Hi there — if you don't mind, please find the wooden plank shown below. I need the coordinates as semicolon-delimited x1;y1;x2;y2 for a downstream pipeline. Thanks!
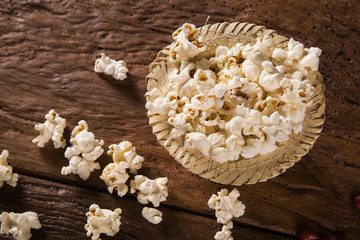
0;174;295;240
0;0;359;239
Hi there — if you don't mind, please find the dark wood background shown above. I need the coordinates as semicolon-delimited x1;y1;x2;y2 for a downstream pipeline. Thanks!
0;0;359;239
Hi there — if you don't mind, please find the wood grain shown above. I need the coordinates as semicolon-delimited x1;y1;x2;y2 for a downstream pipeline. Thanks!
0;174;294;240
0;0;359;239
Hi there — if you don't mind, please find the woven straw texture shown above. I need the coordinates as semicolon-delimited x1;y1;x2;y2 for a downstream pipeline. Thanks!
145;22;326;186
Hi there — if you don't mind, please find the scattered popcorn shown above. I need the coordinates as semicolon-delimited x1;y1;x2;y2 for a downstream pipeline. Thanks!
100;162;129;197
130;175;168;207
208;188;245;225
0;150;18;188
145;25;320;162
107;141;144;174
94;53;128;81
32;109;66;149
0;211;41;240
214;225;233;240
85;204;122;240
61;120;104;180
141;207;163;224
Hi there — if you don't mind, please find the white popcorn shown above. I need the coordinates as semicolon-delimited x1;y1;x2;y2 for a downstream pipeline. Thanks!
85;204;122;240
168;112;194;138
100;162;129;197
32;109;66;149
0;211;41;240
107;141;144;174
200;110;221;126
299;47;322;71
272;38;322;72
169;23;206;62
184;132;211;156
94;53;128;81
130;175;168;207
242;59;260;82
0;150;18;188
214;225;233;240
146;31;320;162
145;88;170;115
258;61;283;92
61;120;104;180
169;60;196;94
208;188;245;225
141;207;163;225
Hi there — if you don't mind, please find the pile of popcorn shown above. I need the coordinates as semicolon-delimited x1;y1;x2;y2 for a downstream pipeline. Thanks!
146;23;321;163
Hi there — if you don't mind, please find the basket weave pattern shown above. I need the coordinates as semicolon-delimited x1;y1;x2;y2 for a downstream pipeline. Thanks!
146;22;326;185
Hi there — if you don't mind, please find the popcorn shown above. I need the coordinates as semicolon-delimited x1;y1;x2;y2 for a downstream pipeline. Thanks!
100;162;129;197
85;204;122;240
61;120;104;180
168;112;194;138
145;29;320;162
258;61;283;92
130;175;168;207
94;53;128;81
242;59;260;82
214;225;233;240
184;132;211;157
32;109;66;149
200;110;221;126
272;38;322;73
141;207;163;224
299;47;322;71
107;141;144;174
0;211;41;240
169;60;196;94
169;23;206;62
0;150;18;188
145;88;170;115
208;188;245;225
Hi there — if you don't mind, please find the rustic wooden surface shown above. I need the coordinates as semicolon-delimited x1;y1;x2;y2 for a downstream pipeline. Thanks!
0;0;359;239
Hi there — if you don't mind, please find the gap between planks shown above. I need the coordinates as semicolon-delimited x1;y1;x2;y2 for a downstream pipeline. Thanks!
11;170;297;239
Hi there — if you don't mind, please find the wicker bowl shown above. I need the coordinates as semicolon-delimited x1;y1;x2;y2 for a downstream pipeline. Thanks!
145;22;325;185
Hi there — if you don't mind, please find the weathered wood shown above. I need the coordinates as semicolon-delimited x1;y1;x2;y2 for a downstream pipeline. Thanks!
0;174;295;240
0;0;359;239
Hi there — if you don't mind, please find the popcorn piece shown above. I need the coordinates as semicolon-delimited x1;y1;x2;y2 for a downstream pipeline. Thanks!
145;88;171;115
32;109;66;148
107;141;144;174
169;60;196;94
0;150;18;188
94;53;128;81
208;188;245;225
299;47;322;71
100;162;129;197
242;59;260;82
61;120;104;180
169;23;206;62
168;112;194;138
0;211;41;240
141;207;163;224
85;204;122;240
130;175;168;207
214;225;233;240
184;132;211;156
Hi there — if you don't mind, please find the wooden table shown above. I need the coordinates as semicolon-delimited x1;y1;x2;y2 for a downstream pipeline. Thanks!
0;0;359;239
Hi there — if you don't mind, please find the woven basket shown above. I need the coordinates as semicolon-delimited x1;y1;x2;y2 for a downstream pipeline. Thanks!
145;22;326;185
